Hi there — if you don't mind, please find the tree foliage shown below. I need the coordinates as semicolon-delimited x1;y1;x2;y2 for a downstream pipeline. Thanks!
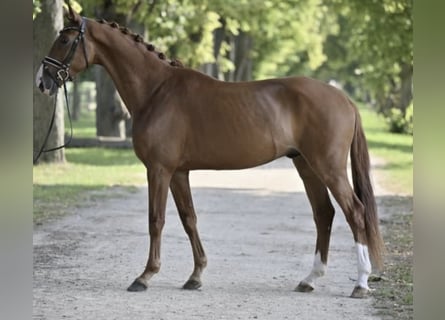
315;0;413;129
76;0;332;77
33;0;42;19
35;0;413;133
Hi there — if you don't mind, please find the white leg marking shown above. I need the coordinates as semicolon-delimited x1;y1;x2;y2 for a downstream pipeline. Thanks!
302;252;326;287
355;243;371;289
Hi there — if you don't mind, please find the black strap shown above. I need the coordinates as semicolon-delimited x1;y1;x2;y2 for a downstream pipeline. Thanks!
60;18;87;69
33;82;73;164
42;17;89;84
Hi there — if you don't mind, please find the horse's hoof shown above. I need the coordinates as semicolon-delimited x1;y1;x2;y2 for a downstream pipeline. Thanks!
127;279;147;292
183;279;202;290
295;281;314;293
350;286;369;298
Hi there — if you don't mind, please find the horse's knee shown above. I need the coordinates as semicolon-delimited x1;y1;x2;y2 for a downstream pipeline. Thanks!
180;213;197;234
149;216;165;236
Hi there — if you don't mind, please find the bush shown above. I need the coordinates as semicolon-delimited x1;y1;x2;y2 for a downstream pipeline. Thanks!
384;102;413;135
385;108;406;133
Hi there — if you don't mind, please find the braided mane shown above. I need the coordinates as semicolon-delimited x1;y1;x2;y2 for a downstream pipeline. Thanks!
96;18;184;68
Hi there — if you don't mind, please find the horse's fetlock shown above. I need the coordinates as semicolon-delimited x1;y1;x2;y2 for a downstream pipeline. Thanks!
199;257;208;268
148;262;161;274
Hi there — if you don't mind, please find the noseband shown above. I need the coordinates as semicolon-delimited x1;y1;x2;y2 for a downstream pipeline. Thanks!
42;17;89;85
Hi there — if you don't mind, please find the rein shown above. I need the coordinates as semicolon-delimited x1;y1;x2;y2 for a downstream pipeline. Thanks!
33;83;73;164
34;17;89;164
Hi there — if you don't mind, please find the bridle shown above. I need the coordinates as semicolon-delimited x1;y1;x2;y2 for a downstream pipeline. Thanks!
33;17;89;164
42;16;89;85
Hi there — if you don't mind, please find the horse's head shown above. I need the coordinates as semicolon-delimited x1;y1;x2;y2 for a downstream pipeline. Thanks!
36;5;94;95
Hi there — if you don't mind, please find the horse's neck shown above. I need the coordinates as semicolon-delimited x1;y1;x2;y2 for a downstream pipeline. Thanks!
91;23;172;115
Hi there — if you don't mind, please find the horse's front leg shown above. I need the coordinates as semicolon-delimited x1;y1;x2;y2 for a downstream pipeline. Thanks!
170;170;207;289
128;165;172;292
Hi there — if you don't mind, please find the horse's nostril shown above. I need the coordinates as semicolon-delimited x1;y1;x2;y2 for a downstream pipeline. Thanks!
38;81;45;92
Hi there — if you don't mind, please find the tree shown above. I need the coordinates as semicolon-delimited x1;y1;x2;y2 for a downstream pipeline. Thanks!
33;0;65;164
93;0;130;138
316;0;413;117
108;0;331;81
94;66;130;137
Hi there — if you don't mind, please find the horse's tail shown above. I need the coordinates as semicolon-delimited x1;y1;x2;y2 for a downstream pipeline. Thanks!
350;100;385;270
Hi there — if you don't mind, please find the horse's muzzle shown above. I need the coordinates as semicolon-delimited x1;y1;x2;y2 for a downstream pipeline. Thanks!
35;64;58;96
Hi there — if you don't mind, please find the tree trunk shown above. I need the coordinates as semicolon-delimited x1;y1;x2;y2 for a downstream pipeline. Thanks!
399;63;413;113
224;32;253;82
201;24;226;78
71;80;81;121
94;1;128;137
234;32;253;81
94;66;127;137
33;0;65;164
225;34;236;81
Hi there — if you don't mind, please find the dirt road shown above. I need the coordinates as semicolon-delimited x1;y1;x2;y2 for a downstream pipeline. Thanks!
33;158;389;319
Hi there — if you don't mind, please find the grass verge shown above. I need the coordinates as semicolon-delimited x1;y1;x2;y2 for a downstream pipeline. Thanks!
372;196;413;319
67;107;96;138
358;103;413;318
358;104;413;195
33;148;145;225
360;105;413;320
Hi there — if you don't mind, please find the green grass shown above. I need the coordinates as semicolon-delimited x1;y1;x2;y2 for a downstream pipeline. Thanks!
65;81;97;138
357;103;413;317
358;104;413;195
68;109;96;138
372;197;413;319
33;148;145;224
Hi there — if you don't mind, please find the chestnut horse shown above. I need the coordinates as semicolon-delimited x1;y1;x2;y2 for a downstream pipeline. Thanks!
35;6;384;298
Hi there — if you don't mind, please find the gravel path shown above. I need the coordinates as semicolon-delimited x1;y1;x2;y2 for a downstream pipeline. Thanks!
33;158;389;319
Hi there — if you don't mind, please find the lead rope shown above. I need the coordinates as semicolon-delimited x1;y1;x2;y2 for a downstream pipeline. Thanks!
33;82;73;164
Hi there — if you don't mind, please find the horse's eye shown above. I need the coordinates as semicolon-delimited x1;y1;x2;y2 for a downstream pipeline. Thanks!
59;36;69;45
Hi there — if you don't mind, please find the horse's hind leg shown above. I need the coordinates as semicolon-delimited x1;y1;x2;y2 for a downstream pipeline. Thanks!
170;170;207;290
318;168;371;298
293;156;335;293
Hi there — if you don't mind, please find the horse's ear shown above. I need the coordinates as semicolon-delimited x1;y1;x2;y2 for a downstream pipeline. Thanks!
63;1;81;23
